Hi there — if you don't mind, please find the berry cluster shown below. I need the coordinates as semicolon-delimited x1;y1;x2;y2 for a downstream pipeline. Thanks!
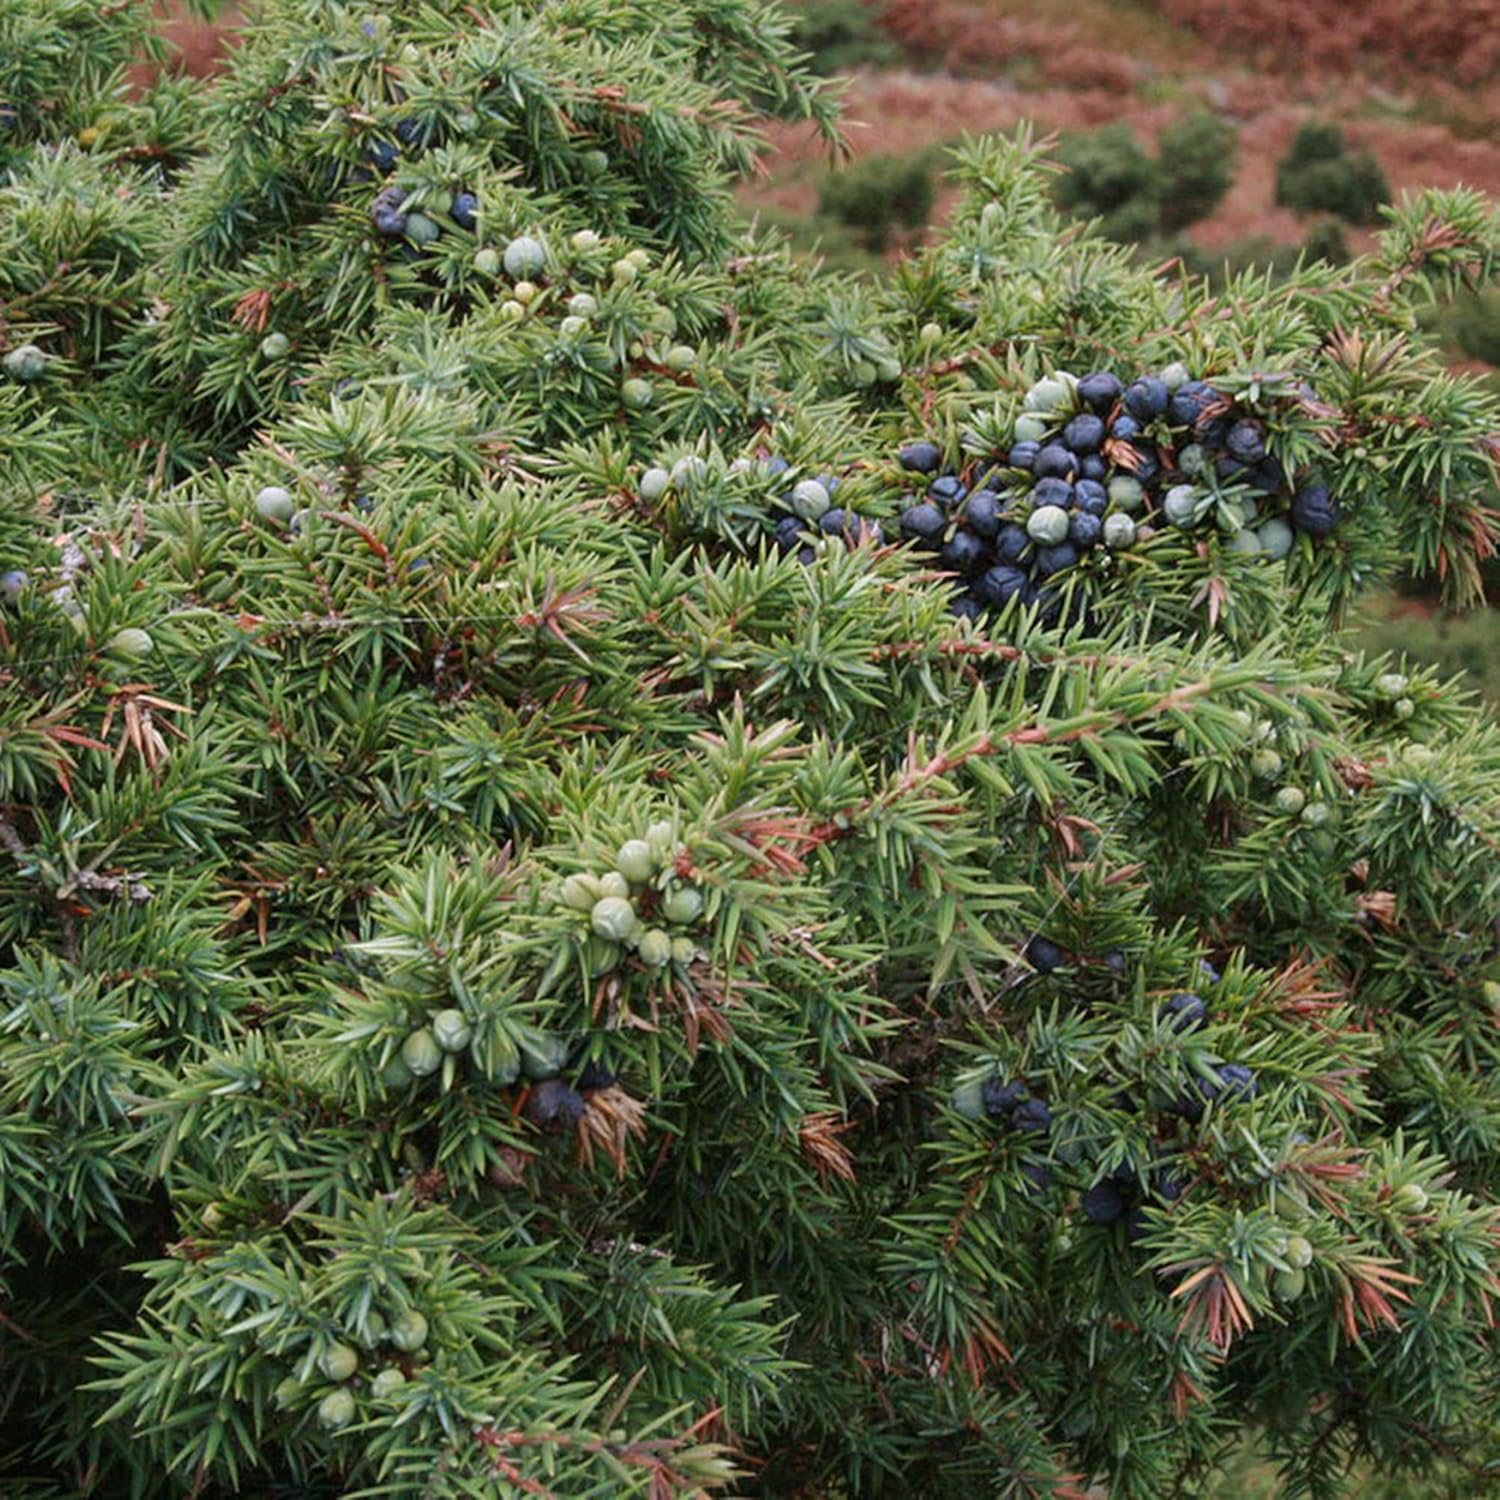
555;824;706;978
271;1307;431;1433
895;367;1340;621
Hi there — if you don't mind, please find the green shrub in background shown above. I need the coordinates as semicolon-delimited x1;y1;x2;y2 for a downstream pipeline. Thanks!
1050;122;1163;243
1052;111;1238;244
789;0;901;74
1276;121;1391;225
1156;109;1238;233
817;148;938;249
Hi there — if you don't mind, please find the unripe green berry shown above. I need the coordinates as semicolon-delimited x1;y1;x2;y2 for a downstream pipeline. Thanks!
586;935;622;976
571;228;601;250
317;1388;356;1430
919;321;943;343
1377;672;1409;699
621;378;653;410
404;212;440;246
431;1009;472;1053
503;236;546;279
665;344;697;371
1284;1234;1314;1269
1273;786;1306;816
1250;748;1283;780
255;485;295;521
1299;801;1332;827
500;300;525;320
108;627;154;660
1393;1182;1429;1213
1394;697;1415;720
670;936;696;964
660;884;703;924
559;316;587;338
1273;1266;1306;1300
579;149;609;177
4;343;47;382
591;895;638;942
1026;505;1070;545
568;292;598;318
1107;475;1144;512
645;820;676;857
400;1028;442;1077
274;1376;302;1408
611;258;638;285
388;1309;428;1352
1013;413;1050;444
616;840;657;883
512;280;538;305
596;871;630;900
1160;361;1190;391
639;467;672;501
318;1343;359;1382
1102;512;1136;550
370;1367;407;1399
636;928;673;967
259;332;290;359
559;873;602;911
625;248;650;270
473;247;501;276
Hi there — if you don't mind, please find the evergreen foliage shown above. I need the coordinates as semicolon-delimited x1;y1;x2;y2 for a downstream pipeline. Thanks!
1275;122;1392;226
2;4;1500;1498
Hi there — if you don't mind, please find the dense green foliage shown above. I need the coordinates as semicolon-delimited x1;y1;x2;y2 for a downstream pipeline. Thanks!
1051;112;1237;244
2;4;1500;1498
1275;122;1392;226
816;149;938;249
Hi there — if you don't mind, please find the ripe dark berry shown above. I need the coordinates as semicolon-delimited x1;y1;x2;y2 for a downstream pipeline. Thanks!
1062;413;1105;454
1170;1092;1205;1123
1021;1161;1052;1194
1072;478;1107;516
819;508;848;536
1031;476;1073;509
1033;444;1078;480
773;516;802;552
1076;371;1123;413
994;523;1029;563
1124;376;1168;421
1249;457;1286;493
1291;484;1340;537
525;1078;587;1126
964;491;1002;539
1078;453;1108;481
1007;441;1040;471
1082;1182;1126;1224
1125;1206;1152;1243
982;1078;1027;1118
1025;935;1064;973
1199;959;1222;984
899;441;942;474
940;530;987;575
1109;413;1141;442
975;563;1029;607
1161;992;1207;1032
1215;456;1247;482
1034;541;1079;576
1168;381;1216;429
1225;420;1266;465
450;191;478;231
950;594;983;622
900;502;946;545
371;185;408;238
574;1060;617;1091
1212;1063;1257;1101
394;116;424;148
1125;444;1161;485
1103;948;1128;975
1011;1098;1053;1133
1155;1170;1187;1203
1068;512;1102;548
368;139;398;171
929;475;966;506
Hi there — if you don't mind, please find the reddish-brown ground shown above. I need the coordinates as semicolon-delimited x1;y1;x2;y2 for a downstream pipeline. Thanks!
747;0;1500;258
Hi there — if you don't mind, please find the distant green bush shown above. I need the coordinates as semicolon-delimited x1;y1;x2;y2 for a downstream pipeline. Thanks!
788;0;900;74
1051;112;1237;244
1051;123;1162;243
1157;110;1238;232
1275;122;1390;225
817;149;937;250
